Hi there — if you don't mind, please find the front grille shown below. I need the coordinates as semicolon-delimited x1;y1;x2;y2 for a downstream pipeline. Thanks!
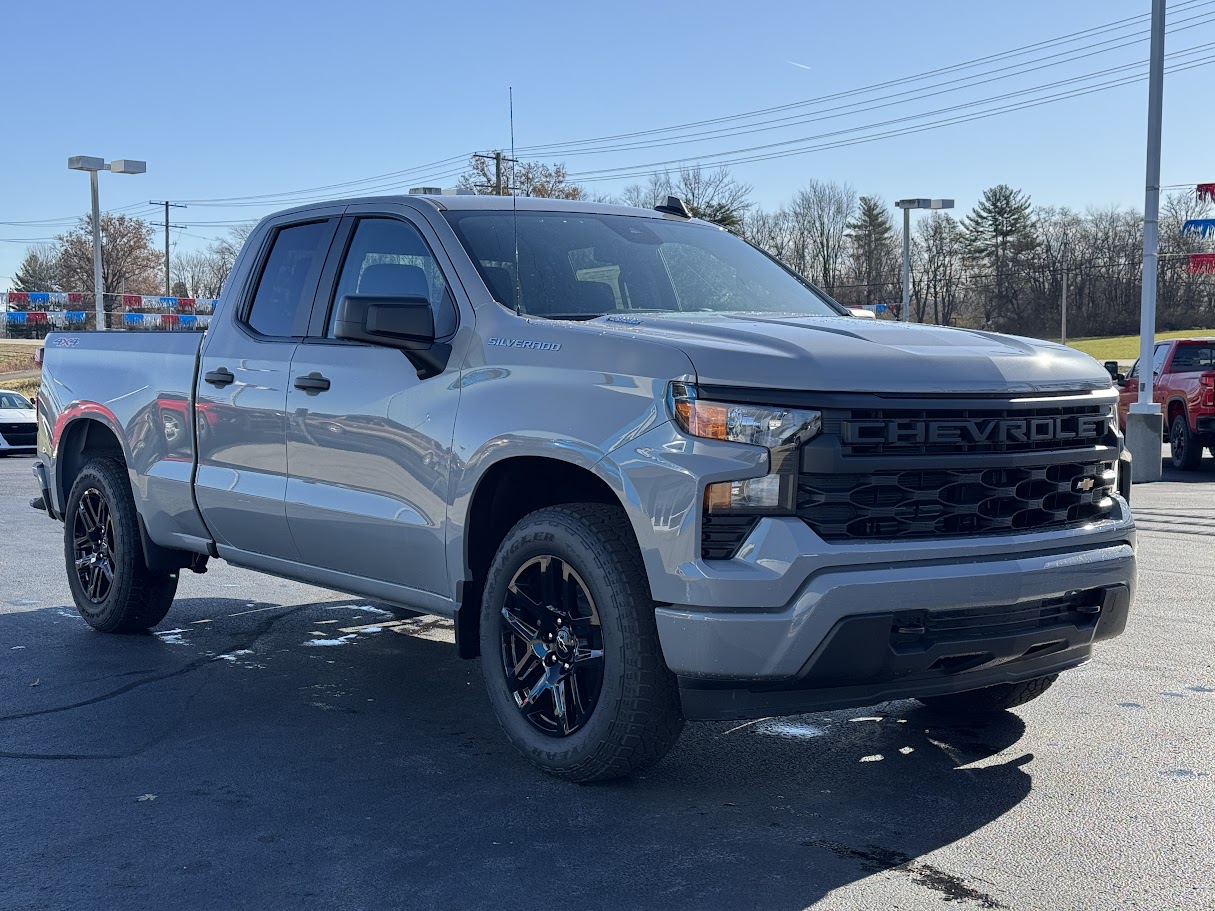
827;402;1113;457
797;460;1116;541
701;515;758;560
0;422;35;447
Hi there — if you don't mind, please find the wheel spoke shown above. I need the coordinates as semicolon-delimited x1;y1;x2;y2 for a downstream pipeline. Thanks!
574;646;604;665
513;648;541;678
539;557;559;607
551;677;570;735
500;606;538;644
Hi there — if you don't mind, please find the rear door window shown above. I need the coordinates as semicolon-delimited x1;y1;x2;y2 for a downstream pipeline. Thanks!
245;221;333;338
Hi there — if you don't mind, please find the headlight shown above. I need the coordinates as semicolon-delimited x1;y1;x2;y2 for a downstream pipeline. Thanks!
669;382;820;513
668;382;821;449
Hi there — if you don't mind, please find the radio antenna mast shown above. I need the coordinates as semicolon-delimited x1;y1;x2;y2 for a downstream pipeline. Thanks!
510;87;522;316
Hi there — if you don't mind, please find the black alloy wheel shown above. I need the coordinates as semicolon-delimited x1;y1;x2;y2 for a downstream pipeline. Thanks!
499;555;604;737
1170;414;1202;470
72;487;117;603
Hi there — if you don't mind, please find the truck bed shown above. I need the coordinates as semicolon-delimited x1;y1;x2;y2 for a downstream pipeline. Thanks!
39;330;210;552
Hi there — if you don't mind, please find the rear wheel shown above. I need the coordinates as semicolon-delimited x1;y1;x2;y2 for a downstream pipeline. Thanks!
64;458;177;633
479;503;684;782
1170;414;1203;471
917;674;1058;717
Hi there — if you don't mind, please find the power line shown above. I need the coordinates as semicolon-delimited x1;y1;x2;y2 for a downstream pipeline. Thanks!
567;51;1215;182
516;0;1215;155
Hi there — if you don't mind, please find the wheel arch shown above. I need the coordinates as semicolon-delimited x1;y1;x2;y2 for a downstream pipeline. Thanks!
456;454;636;659
55;416;194;573
1167;397;1188;427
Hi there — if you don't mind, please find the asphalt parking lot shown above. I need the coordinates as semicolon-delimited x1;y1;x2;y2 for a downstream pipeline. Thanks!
1;452;1212;911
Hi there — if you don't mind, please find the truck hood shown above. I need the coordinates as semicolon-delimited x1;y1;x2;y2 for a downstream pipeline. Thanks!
0;407;35;422
592;313;1111;395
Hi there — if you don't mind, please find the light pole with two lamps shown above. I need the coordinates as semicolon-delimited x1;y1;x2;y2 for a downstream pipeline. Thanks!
895;198;953;322
67;156;146;331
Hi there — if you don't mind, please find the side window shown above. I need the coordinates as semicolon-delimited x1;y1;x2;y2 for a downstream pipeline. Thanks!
1152;344;1170;375
328;218;456;337
245;221;332;338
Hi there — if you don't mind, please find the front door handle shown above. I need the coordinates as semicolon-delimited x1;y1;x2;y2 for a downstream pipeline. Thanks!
204;367;234;388
293;372;331;393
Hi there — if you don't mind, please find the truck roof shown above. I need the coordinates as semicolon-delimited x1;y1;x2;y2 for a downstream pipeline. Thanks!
266;194;702;222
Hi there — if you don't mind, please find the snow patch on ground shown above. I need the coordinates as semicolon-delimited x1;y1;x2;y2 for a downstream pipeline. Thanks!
755;720;826;741
304;634;359;647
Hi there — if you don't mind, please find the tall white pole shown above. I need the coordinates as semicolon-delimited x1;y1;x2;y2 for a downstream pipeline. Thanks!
1126;0;1167;484
1136;0;1166;407
90;169;105;331
1061;270;1068;345
902;206;911;322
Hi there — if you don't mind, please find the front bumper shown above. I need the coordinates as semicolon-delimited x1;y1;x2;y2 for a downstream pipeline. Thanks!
656;540;1135;720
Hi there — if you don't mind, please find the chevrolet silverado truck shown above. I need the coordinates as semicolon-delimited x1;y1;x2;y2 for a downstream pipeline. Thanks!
32;196;1136;782
1115;337;1215;470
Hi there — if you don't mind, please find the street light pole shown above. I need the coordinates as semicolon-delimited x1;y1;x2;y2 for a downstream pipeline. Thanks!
89;169;103;331
68;155;146;331
895;198;954;323
901;206;911;323
1126;0;1167;483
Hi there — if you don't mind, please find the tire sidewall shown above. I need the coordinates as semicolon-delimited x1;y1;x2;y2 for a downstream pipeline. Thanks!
64;461;143;631
1171;415;1198;469
479;512;633;771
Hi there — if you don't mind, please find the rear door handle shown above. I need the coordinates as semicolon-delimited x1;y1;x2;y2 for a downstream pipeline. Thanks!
293;372;331;393
204;367;234;388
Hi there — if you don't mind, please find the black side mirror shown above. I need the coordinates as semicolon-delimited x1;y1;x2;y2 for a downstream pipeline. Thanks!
334;294;450;377
1103;360;1120;380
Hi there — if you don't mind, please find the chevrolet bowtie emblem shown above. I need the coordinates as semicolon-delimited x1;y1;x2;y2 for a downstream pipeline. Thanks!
1074;477;1096;492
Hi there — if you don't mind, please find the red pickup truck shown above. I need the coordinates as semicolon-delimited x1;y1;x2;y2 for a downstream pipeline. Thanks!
1116;337;1215;470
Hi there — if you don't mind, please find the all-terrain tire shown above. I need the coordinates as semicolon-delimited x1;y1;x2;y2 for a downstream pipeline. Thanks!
479;503;684;782
63;457;177;633
917;674;1058;716
1170;414;1203;471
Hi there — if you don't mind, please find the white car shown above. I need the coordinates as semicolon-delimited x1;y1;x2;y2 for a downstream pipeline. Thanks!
0;389;37;454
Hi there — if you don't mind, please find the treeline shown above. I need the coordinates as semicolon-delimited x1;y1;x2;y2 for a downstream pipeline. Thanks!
13;156;1215;339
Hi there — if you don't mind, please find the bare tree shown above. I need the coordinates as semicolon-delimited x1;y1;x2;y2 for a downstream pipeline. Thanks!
458;155;584;199
788;180;856;295
911;212;965;325
620;166;752;231
55;213;161;295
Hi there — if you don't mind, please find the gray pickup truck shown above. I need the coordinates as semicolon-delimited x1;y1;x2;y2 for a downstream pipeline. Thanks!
33;195;1136;782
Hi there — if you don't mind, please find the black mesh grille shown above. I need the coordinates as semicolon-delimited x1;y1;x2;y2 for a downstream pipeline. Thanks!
0;422;35;447
797;460;1116;541
701;515;758;560
827;402;1113;457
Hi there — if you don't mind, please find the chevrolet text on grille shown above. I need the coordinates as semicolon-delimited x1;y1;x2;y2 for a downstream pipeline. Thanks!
841;414;1109;446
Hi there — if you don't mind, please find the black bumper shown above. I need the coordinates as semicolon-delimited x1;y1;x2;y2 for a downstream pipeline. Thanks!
679;584;1131;721
1196;415;1215;437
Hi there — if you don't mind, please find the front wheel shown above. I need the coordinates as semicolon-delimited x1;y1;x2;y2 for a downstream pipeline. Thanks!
917;674;1058;717
1170;414;1203;471
479;503;684;782
64;458;177;633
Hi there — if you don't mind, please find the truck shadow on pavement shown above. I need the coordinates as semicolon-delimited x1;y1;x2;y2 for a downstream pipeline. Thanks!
1;596;1033;911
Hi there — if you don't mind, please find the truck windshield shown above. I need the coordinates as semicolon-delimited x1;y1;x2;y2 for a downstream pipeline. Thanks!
443;211;844;320
0;392;32;409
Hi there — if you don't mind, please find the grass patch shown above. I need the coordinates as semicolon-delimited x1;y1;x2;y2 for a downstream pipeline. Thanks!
2;376;39;400
0;343;37;373
1067;329;1215;362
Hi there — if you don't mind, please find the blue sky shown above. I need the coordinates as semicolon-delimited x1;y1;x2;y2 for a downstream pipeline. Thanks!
3;0;1214;286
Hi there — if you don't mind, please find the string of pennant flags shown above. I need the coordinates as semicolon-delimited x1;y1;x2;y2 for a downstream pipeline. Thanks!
1183;182;1215;274
1;292;216;332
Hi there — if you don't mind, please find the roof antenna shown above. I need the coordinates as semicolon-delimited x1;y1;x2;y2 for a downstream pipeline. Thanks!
655;195;693;218
510;87;522;317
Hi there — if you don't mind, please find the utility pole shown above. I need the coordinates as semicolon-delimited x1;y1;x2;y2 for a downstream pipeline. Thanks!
1126;0;1167;483
1061;270;1068;345
150;200;187;295
474;151;517;196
